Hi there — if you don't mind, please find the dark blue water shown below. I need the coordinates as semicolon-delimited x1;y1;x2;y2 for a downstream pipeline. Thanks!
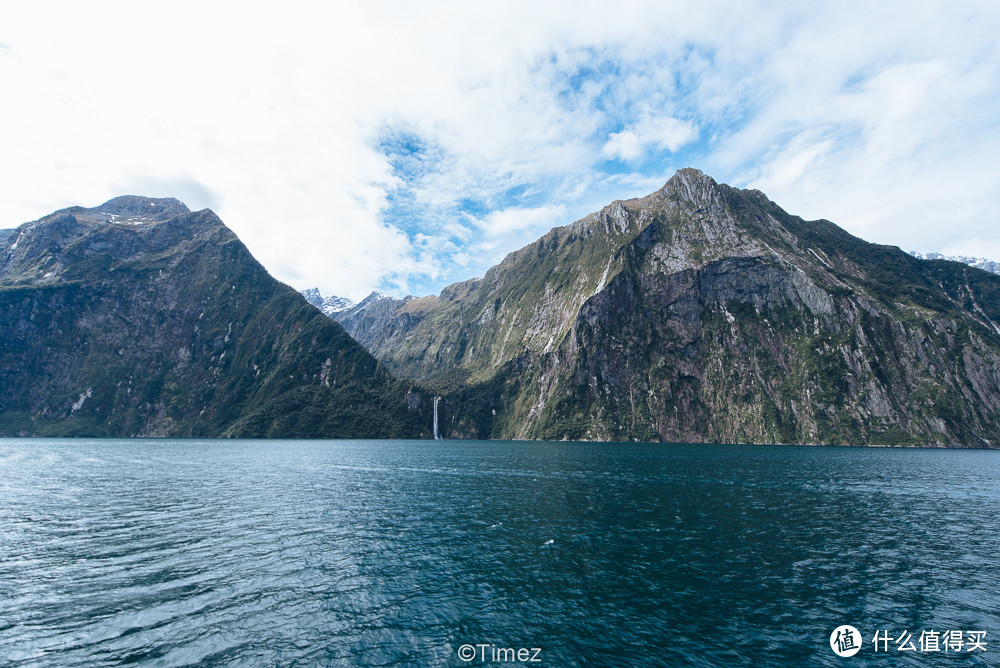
1;440;997;667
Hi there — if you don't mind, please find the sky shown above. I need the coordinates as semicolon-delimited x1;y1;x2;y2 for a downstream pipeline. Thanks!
2;1;999;301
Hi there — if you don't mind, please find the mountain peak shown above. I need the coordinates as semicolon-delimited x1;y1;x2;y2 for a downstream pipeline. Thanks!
301;287;324;308
90;196;191;220
39;196;194;229
298;288;357;316
2;197;224;286
671;166;712;182
656;168;724;207
360;289;392;303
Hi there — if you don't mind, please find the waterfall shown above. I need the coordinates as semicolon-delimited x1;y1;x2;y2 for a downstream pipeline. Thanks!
433;396;441;440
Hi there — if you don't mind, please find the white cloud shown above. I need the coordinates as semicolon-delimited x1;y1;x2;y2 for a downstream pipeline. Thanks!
751;135;834;194
603;131;643;162
479;204;568;237
603;116;698;161
732;49;1000;252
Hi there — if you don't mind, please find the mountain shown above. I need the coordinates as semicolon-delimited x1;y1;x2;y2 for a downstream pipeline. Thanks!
332;169;1000;447
301;287;324;307
0;196;433;438
301;288;355;316
909;251;1000;276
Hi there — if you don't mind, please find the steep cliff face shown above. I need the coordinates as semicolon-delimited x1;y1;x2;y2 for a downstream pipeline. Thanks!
336;169;1000;446
0;197;432;438
335;169;827;384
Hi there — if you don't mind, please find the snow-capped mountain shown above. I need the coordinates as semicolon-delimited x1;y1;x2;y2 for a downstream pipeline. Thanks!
909;251;1000;275
300;288;355;316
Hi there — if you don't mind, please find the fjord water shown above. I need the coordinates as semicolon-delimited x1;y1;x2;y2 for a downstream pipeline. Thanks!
1;440;997;667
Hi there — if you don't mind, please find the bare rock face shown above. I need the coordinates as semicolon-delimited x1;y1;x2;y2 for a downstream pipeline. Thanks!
333;169;1000;447
0;197;431;438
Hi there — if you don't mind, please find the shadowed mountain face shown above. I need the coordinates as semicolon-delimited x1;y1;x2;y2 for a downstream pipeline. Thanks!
332;169;1000;446
0;197;432;438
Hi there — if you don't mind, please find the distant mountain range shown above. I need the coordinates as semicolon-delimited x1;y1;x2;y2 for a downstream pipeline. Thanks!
908;251;1000;275
0;197;432;438
5;170;1000;445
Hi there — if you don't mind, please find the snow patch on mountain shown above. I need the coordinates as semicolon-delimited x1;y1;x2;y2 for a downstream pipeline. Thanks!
300;288;355;316
910;251;1000;275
